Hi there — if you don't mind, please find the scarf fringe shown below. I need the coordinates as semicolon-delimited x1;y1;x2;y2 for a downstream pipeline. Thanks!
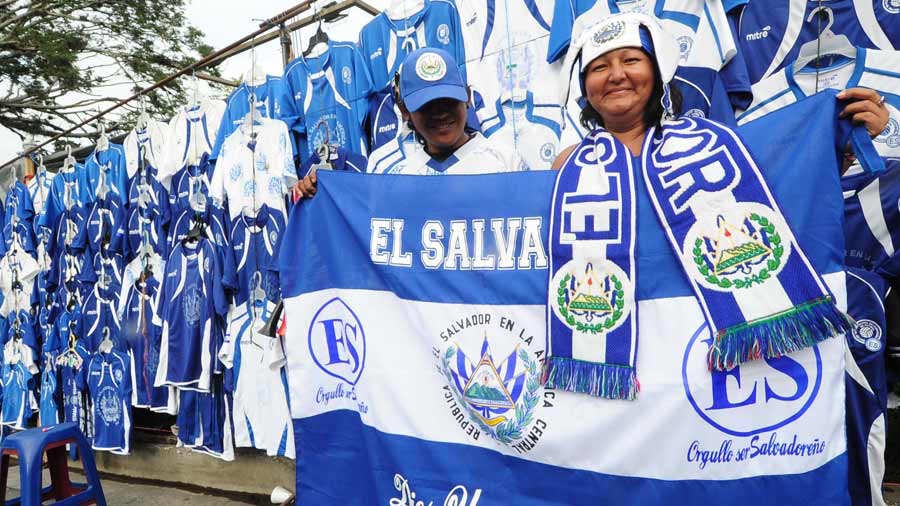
707;296;852;371
541;357;639;400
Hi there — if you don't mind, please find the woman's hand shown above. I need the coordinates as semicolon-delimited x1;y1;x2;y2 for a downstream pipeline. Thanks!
838;87;890;138
293;172;318;200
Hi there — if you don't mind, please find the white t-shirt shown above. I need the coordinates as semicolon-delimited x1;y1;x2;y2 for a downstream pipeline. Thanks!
210;117;295;219
366;132;528;175
0;247;39;317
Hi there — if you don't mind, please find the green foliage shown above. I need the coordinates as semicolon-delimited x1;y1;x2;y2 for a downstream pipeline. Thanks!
0;0;218;147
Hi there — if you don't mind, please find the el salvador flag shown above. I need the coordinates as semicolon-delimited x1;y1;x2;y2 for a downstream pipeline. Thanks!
279;92;858;505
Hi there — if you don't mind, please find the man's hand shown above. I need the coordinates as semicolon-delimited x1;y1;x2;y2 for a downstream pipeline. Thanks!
294;172;318;201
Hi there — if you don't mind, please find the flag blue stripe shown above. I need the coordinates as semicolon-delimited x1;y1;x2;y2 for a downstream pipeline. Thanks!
294;410;850;505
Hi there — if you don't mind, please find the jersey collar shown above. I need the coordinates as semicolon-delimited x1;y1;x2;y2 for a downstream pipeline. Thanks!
424;133;483;173
785;46;866;100
384;0;430;29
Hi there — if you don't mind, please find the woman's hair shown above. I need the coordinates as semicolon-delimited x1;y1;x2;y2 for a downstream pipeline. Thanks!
578;56;683;131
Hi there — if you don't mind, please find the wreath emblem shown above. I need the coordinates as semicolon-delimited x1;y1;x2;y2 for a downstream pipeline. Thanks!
691;212;785;290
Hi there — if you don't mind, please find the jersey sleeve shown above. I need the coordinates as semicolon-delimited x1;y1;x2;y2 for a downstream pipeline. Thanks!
352;47;376;130
207;142;229;209
276;122;298;188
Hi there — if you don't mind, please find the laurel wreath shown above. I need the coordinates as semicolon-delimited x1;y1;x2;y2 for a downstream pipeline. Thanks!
692;213;784;290
442;347;540;445
556;273;625;333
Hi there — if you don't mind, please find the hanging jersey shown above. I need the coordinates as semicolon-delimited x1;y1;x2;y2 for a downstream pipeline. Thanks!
222;204;284;305
39;362;60;427
4;181;34;228
737;48;900;161
155;238;228;392
736;0;899;86
223;303;294;458
60;341;91;442
1;355;35;429
282;42;374;160
163;99;226;181
38;166;91;236
673;66;739;125
480;93;562;170
367;131;528;174
212;76;296;162
119;276;173;414
124;120;170;179
0;247;39;317
167;207;229;263
842;158;900;280
82;145;129;205
1;218;37;257
126;205;168;262
209;118;295;218
82;195;127;256
176;376;234;461
86;351;132;454
298;146;368;179
82;286;122;353
844;268;889;506
5;310;38;359
27;171;54;221
359;0;468;91
77;250;125;302
128;164;170;210
38;300;59;357
169;155;213;215
119;253;165;302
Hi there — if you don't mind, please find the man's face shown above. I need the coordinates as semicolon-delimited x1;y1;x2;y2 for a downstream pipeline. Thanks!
407;97;469;152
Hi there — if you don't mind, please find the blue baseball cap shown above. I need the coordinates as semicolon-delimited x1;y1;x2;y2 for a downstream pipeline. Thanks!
399;48;468;112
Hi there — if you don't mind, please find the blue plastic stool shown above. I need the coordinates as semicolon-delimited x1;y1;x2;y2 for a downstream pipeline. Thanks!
0;423;106;506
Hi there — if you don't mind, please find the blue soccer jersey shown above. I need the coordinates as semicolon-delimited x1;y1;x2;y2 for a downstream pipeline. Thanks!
155;238;228;392
82;145;129;205
77;251;125;302
845;267;890;506
82;286;122;353
359;0;468;91
39;362;60;427
86;350;132;454
4;181;34;229
736;0;900;86
82;194;127;256
210;76;296;163
842;159;900;278
282;41;374;161
167;207;229;262
168;154;214;215
1;359;34;429
1;218;37;257
119;276;174;414
176;376;234;461
126;204;169;262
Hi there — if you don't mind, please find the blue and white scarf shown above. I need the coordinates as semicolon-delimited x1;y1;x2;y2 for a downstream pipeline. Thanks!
545;117;852;399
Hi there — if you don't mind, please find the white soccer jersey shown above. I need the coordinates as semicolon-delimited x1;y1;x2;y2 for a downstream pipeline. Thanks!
0;246;38;317
367;131;528;174
163;99;226;181
27;171;55;219
209;117;295;219
736;48;900;162
124;120;170;179
481;95;561;170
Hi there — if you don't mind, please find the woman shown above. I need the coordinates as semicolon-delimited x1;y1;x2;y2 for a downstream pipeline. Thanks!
295;47;526;197
542;12;890;401
552;15;888;167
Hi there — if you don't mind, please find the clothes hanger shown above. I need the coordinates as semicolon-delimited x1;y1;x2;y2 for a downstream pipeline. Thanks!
792;6;855;79
96;119;110;153
303;7;329;59
98;326;114;354
136;95;150;131
61;146;76;174
56;320;83;369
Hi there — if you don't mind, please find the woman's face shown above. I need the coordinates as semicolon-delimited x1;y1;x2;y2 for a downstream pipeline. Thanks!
407;97;470;152
583;47;655;128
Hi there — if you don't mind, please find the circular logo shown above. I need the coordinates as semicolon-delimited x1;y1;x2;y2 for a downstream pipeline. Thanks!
243;180;257;197
436;24;450;44
269;230;279;244
308;297;367;386
540;142;557;162
884;0;900;14
495;32;535;97
341;66;352;85
415;52;448;81
853;319;883;352
682;323;822;437
683;108;706;118
204;257;210;273
683;203;792;292
550;259;633;334
592;21;625;46
437;313;545;446
875;117;899;148
114;368;123;383
229;163;242;182
677;35;693;61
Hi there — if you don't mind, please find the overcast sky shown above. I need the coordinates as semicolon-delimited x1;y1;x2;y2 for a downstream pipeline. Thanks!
0;0;390;164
